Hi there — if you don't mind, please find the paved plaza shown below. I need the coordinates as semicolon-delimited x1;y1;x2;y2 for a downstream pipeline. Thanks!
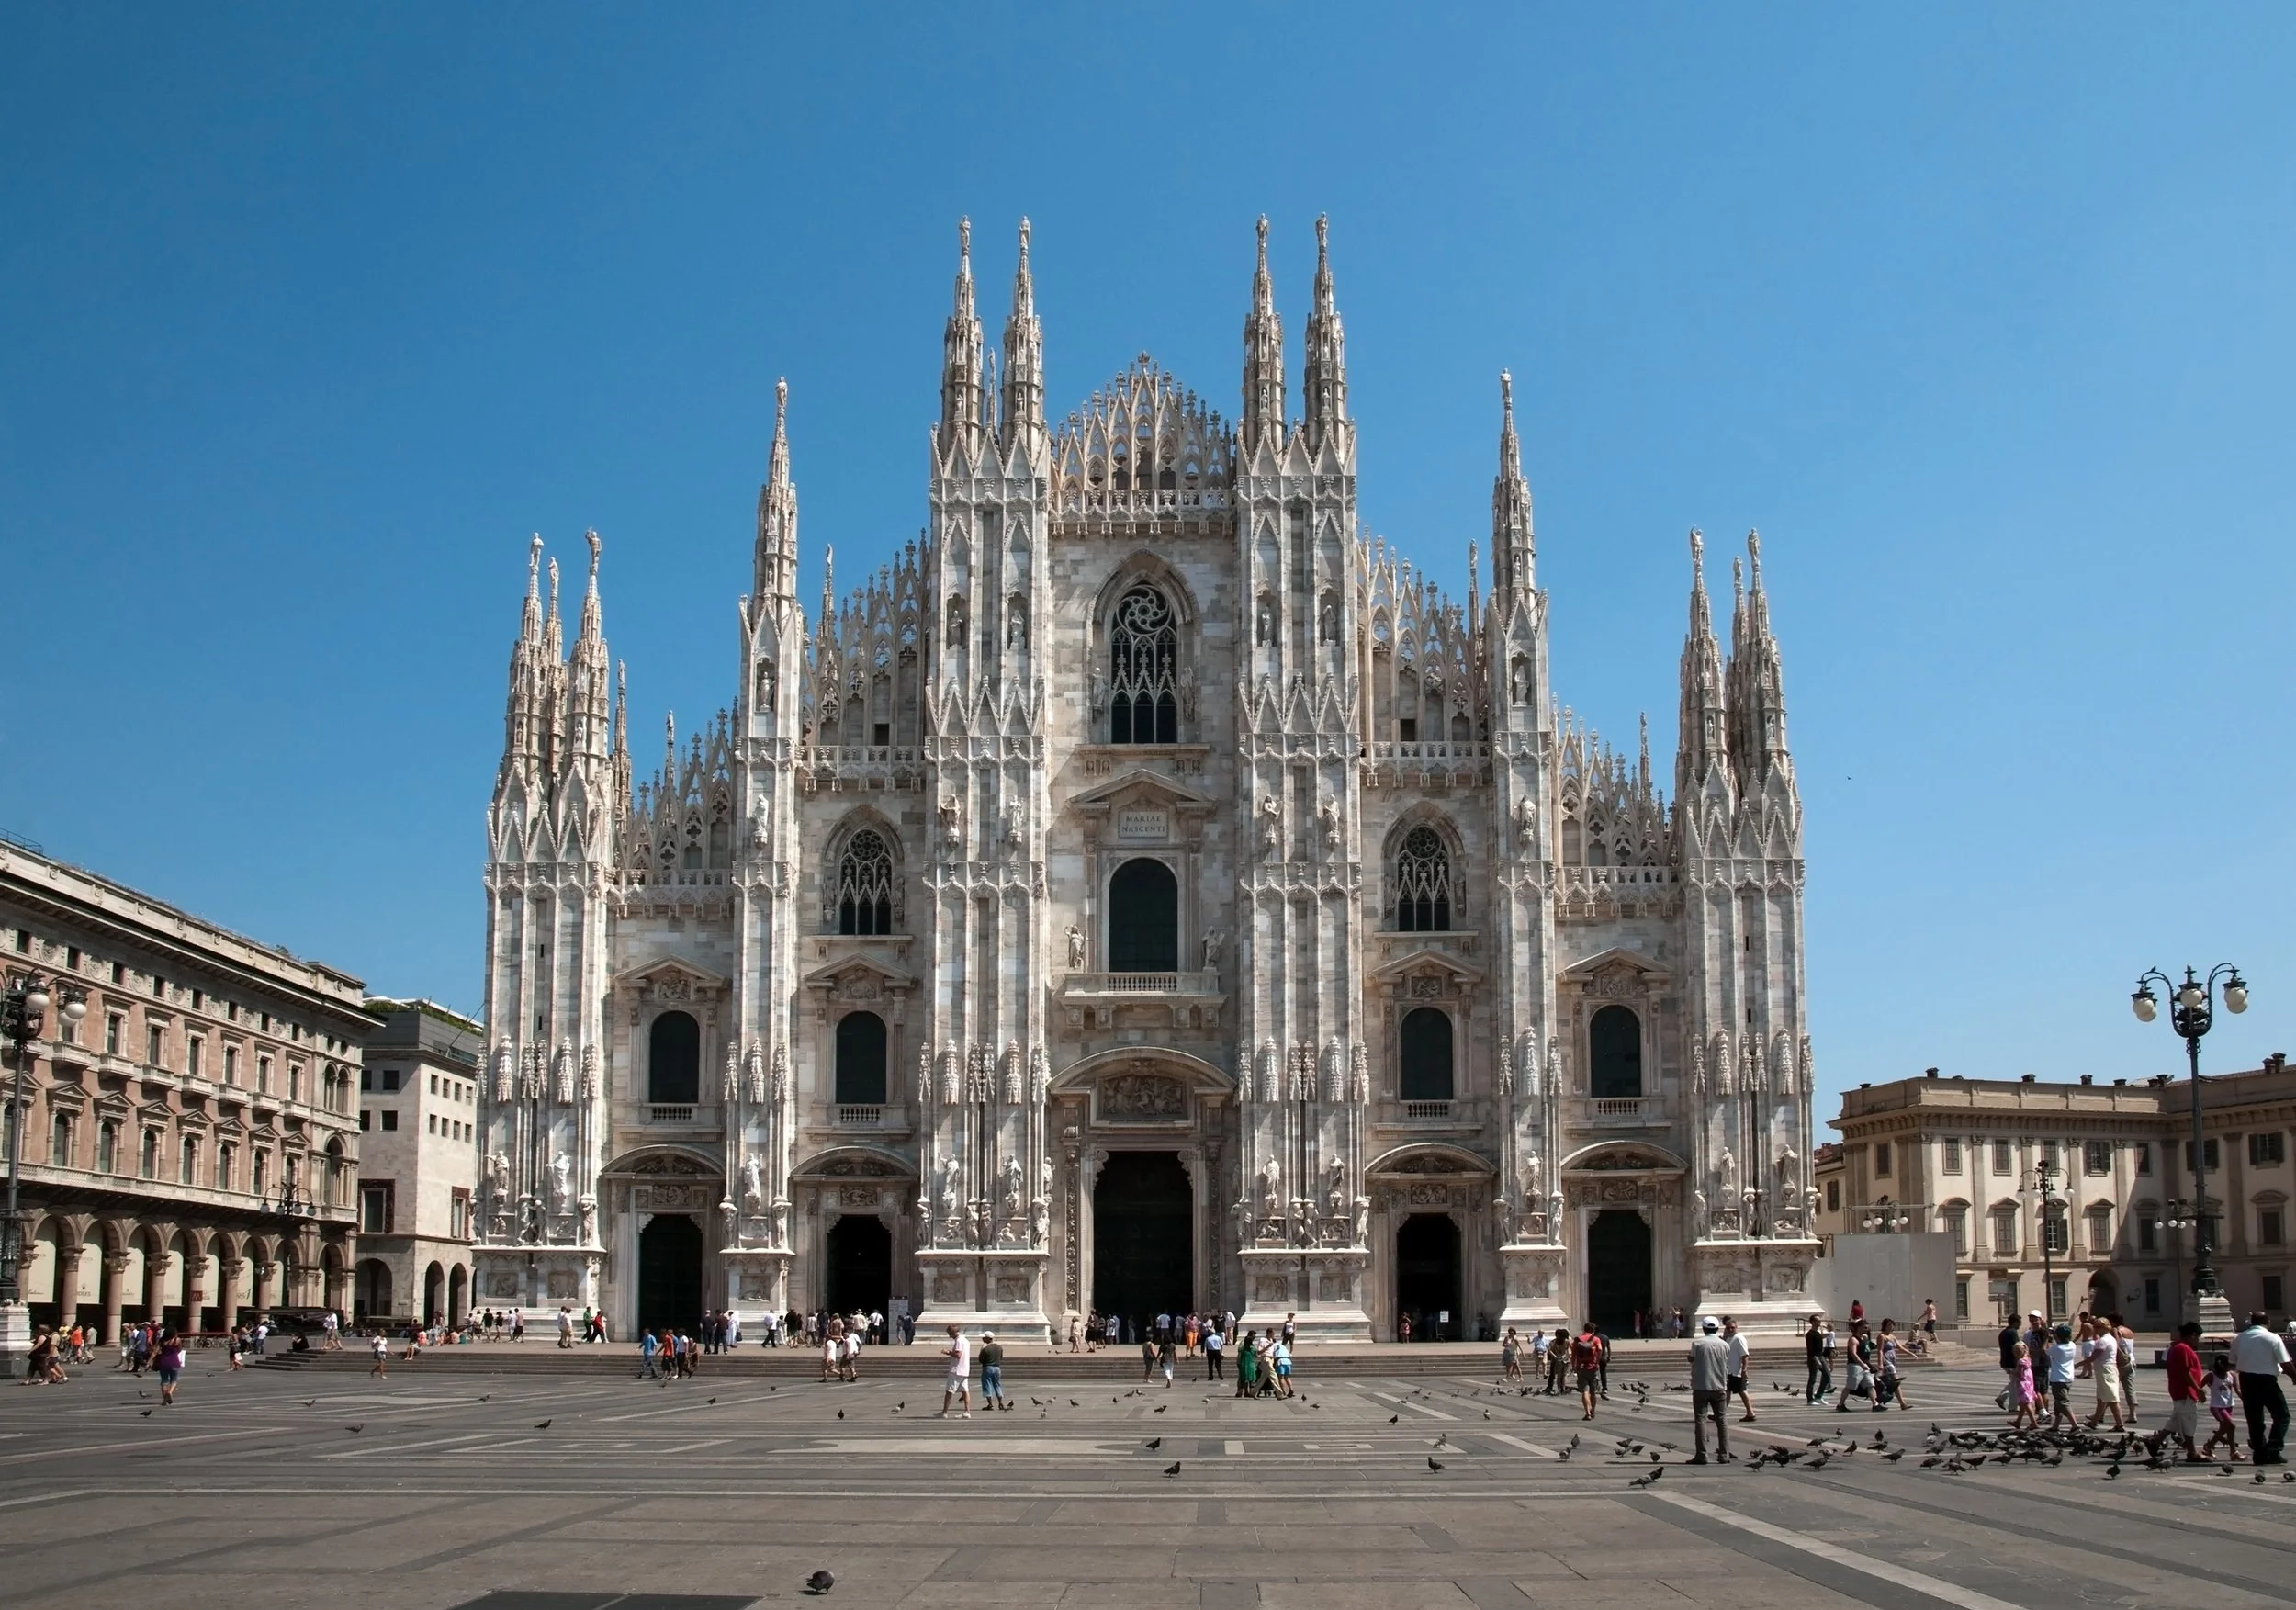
3;1350;2292;1608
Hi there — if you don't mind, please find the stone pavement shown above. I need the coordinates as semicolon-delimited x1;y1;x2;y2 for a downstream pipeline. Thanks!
3;1350;2291;1607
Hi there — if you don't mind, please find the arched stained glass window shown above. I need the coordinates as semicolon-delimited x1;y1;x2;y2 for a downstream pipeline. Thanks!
1394;826;1453;931
832;828;895;935
1109;586;1177;744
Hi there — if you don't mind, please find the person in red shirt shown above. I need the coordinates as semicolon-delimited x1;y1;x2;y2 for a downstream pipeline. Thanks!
2153;1320;2206;1464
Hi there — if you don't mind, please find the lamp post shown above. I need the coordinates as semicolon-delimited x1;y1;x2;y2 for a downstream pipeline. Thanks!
1;969;89;1378
2156;1198;2196;1330
2028;1157;2064;1325
2131;964;2246;1334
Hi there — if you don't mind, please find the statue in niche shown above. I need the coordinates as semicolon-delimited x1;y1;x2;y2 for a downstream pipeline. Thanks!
1064;924;1086;968
754;659;777;711
937;795;962;855
1000;1155;1025;1220
1717;1145;1737;1194
1199;927;1222;970
1693;1188;1708;1237
485;1151;510;1201
1510;656;1531;705
1001;803;1024;849
1318;799;1340;852
936;1154;962;1220
547;1152;572;1215
1041;1156;1053;1202
1088;670;1108;714
1259;1157;1281;1215
1257;796;1282;860
1325;1157;1346;1214
1007;602;1028;650
1255;596;1274;647
1319;597;1338;642
1353;1196;1369;1245
1514;795;1536;848
741;1154;765;1211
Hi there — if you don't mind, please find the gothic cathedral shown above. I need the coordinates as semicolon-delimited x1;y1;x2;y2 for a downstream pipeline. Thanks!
473;218;1820;1343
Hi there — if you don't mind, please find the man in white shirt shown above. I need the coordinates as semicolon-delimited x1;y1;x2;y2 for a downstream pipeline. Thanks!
1722;1316;1755;1423
939;1324;972;1419
2233;1310;2294;1465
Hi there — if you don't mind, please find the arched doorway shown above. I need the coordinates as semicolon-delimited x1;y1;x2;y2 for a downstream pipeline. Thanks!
825;1215;892;1319
1107;859;1178;974
422;1262;445;1325
448;1264;468;1325
355;1258;393;1321
1586;1210;1653;1333
1093;1152;1192;1327
637;1214;703;1336
1395;1213;1462;1340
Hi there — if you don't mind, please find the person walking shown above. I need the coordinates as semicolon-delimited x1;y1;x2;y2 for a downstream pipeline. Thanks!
1803;1313;1830;1404
153;1330;185;1405
1269;1335;1294;1398
979;1331;1006;1411
1502;1326;1524;1383
2080;1315;2124;1432
2112;1312;2139;1418
1571;1323;1602;1420
939;1324;972;1419
1722;1316;1756;1422
1875;1318;1909;1412
2203;1353;2244;1460
1545;1326;1570;1395
1996;1312;2021;1410
369;1330;389;1379
2233;1309;2294;1465
2044;1323;2079;1430
2151;1320;2205;1464
820;1320;840;1383
556;1306;574;1349
1920;1297;1938;1341
1203;1320;1225;1381
1688;1316;1733;1463
1158;1327;1177;1388
840;1322;861;1383
637;1328;659;1379
1235;1331;1259;1399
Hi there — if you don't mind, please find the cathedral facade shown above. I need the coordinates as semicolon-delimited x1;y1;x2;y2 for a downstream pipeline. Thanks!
471;218;1820;1343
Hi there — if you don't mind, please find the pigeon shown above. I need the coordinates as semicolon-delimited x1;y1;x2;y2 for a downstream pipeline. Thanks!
708;1396;718;1404
1557;1448;1572;1462
534;1419;551;1430
1144;1437;1162;1450
1882;1449;1905;1462
2223;1464;2236;1476
1649;1451;1661;1465
1162;1461;1182;1477
2281;1472;2295;1483
2104;1464;2121;1480
1154;1404;1167;1413
139;1409;152;1417
1569;1434;1581;1449
837;1410;844;1420
1433;1434;1448;1447
2257;1473;2269;1485
138;1390;149;1399
303;1398;318;1407
1390;1414;1401;1424
346;1424;365;1433
1629;1468;1662;1487
1427;1457;1446;1472
804;1568;835;1595
1070;1399;1080;1407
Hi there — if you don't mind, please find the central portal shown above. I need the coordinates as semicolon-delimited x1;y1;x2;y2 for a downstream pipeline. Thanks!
825;1213;892;1319
1585;1209;1653;1334
1092;1151;1192;1327
637;1213;703;1336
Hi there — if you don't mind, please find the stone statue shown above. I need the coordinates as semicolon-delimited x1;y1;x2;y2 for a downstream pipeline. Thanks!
1510;656;1532;705
936;1154;962;1219
754;658;777;711
547;1152;572;1215
741;1154;765;1211
1030;1199;1049;1246
1257;796;1282;860
1717;1145;1736;1192
1006;601;1028;650
1088;669;1108;713
1255;596;1274;646
1317;799;1340;850
1326;1156;1347;1213
1001;1154;1024;1216
1513;795;1536;848
1259;1157;1281;1214
1064;923;1086;969
1353;1196;1370;1245
1693;1188;1708;1236
485;1151;510;1199
1041;1156;1053;1202
1001;803;1024;848
1200;927;1222;969
937;794;962;854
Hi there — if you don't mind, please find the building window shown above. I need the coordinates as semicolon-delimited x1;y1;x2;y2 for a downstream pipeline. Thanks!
1874;1142;1892;1178
2252;1132;2286;1167
361;1184;389;1233
381;1109;398;1132
146;1023;164;1066
1825;1179;1840;1212
258;1056;272;1094
105;1014;121;1055
2138;1210;2157;1253
217;1143;234;1191
1108;584;1178;744
2084;1141;2111;1176
151;974;165;999
834;1011;889;1106
1587;1006;1642;1099
2185;1139;2222;1172
1953;1278;1969;1320
2134;1143;2152;1176
1990;1205;2018;1256
647;1011;702;1105
1391;826;1453;932
223;1045;238;1085
2144;1277;2161;1314
451;1190;473;1239
359;1111;370;1132
1942;1137;1963;1175
140;1129;159;1179
288;1065;301;1102
187;1037;204;1079
830;828;896;936
1107;858;1179;973
2262;1207;2286;1246
2049;1276;2068;1315
2085;1204;2112;1255
179;1135;199;1186
427;1113;437;1134
1942;1204;1968;1256
359;1067;373;1092
381;1068;400;1092
253;1150;268;1197
1396;1008;1455;1103
2042;1212;2070;1256
96;1120;118;1174
1992;1140;2012;1176
48;1113;72;1167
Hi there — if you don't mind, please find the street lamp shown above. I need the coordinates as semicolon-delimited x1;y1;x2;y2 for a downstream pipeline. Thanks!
2155;1197;2197;1329
2028;1156;2065;1324
1859;1200;1913;1233
1;969;89;1377
2131;963;2246;1333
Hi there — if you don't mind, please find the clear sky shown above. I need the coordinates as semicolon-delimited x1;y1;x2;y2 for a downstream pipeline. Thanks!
5;6;2291;1117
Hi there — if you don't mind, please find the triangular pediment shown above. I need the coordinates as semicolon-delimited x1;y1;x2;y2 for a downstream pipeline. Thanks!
1066;766;1219;814
801;954;917;996
1369;946;1485;985
1558;946;1671;985
614;956;731;997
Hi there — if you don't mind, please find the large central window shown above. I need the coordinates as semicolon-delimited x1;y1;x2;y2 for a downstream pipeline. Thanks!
1589;1005;1641;1098
648;1010;701;1105
832;828;895;935
1393;826;1453;931
1109;585;1177;744
1108;857;1179;973
834;1011;888;1106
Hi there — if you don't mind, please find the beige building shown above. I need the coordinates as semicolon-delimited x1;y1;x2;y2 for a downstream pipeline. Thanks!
1;837;372;1342
1828;1061;2294;1328
354;999;483;1325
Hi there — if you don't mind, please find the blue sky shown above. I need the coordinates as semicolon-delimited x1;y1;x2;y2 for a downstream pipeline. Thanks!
5;6;2291;1112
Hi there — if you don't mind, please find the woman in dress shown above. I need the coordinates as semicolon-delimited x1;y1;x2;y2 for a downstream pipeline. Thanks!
1234;1331;1259;1400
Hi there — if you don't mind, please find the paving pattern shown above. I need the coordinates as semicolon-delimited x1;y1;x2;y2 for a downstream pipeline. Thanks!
3;1349;2292;1607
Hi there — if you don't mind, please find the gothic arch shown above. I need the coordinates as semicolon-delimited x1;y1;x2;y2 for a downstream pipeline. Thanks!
788;1144;918;1182
1087;554;1200;744
1382;807;1464;931
1365;1143;1496;1179
1049;1045;1234;1098
821;808;905;934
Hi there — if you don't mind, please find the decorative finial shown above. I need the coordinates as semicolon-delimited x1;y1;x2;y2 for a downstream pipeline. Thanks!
528;533;543;585
959;216;971;265
1315;212;1329;252
1500;368;1514;416
1689;527;1704;572
547;557;559;608
1746;527;1763;581
775;377;788;428
585;527;601;579
1018;215;1030;263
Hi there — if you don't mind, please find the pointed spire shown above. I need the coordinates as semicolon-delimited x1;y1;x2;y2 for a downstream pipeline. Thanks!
818;544;836;636
613;660;627;758
577;529;603;643
502;536;547;783
1000;218;1044;453
1491;369;1536;596
1241;216;1285;453
544;557;562;659
939;216;985;454
522;534;544;643
754;378;799;602
1728;528;1793;789
1301;214;1348;451
1675;529;1734;805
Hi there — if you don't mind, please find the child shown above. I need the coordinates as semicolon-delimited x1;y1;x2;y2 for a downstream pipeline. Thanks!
2202;1355;2243;1460
2009;1341;2039;1431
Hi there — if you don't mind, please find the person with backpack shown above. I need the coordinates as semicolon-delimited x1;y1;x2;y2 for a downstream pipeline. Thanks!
1571;1323;1602;1420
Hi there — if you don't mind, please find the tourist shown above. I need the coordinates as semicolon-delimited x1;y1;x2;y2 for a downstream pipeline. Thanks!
1281;1312;1298;1352
1722;1315;1755;1423
1545;1326;1570;1395
511;1310;525;1342
1268;1334;1293;1397
2112;1312;2139;1416
840;1321;861;1382
1999;1340;2034;1429
1157;1325;1176;1387
1398;1312;1412;1345
1235;1330;1259;1399
637;1328;659;1379
978;1329;1007;1410
2080;1315;2124;1431
1203;1319;1224;1380
1875;1318;1908;1412
1995;1312;2020;1409
821;1319;840;1383
939;1323;972;1419
25;1326;62;1385
2044;1323;2078;1430
2233;1309;2294;1464
1803;1313;1830;1404
1571;1322;1602;1420
556;1306;574;1348
1593;1321;1612;1398
1920;1297;1938;1341
1067;1315;1082;1354
1502;1326;1523;1382
152;1329;184;1405
2202;1353;2243;1460
2152;1321;2205;1464
1530;1326;1548;1379
1688;1316;1732;1463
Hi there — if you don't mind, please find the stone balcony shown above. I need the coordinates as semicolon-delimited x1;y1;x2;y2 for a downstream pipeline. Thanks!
1056;969;1224;1031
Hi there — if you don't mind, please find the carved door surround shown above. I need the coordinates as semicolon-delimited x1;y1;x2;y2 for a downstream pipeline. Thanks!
1065;767;1219;974
1555;946;1670;1098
